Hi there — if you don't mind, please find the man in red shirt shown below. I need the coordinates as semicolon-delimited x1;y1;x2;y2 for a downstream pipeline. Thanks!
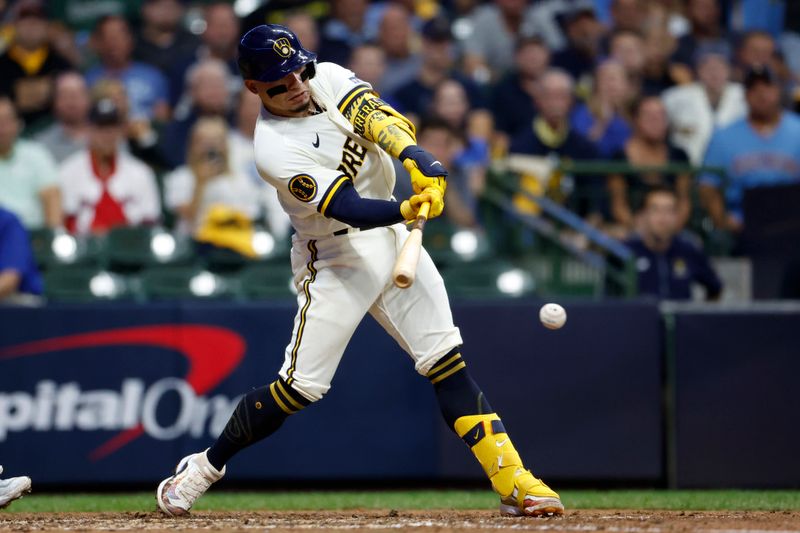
59;99;161;234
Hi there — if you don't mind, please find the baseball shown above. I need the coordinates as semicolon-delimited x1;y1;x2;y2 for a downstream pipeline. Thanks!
539;303;567;330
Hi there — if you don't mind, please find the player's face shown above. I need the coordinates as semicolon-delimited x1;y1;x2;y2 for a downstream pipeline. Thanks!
247;67;312;117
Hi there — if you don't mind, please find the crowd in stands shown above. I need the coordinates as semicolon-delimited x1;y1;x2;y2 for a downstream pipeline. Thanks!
1;0;800;302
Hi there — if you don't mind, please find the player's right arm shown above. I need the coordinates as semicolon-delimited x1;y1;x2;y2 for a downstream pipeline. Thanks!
319;63;448;197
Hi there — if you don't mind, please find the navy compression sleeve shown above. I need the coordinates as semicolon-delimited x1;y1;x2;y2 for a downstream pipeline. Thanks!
324;180;405;228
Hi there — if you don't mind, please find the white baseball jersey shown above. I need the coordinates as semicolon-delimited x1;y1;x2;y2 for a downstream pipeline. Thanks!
250;62;462;402
253;63;397;238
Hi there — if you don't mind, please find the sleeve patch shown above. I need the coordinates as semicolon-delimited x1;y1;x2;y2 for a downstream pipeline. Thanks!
288;174;318;202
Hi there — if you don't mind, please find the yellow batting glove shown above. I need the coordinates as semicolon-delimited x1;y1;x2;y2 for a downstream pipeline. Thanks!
400;146;448;196
400;191;430;221
422;186;444;218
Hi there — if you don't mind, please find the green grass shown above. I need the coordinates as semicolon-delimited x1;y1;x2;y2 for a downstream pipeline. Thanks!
5;490;800;513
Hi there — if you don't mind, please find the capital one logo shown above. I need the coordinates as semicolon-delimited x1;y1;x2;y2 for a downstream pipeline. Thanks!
0;326;245;460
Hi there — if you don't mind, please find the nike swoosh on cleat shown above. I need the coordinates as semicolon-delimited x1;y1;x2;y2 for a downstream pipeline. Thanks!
496;439;508;447
312;133;320;148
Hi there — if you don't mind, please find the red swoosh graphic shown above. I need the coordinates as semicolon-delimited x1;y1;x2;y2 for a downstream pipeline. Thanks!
0;325;246;460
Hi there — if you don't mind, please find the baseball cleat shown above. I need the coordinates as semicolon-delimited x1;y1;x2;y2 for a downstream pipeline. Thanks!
498;468;564;517
0;465;32;509
156;449;225;517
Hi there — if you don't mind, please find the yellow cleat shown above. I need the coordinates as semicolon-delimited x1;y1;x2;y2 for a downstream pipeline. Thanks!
498;468;564;517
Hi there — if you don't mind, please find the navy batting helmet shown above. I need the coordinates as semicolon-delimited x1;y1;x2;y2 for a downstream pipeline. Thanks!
237;24;317;83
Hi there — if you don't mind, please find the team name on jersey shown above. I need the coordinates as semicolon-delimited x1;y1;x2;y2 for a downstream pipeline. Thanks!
337;137;367;180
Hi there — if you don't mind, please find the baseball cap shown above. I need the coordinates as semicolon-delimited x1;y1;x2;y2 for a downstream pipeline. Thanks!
421;17;452;42
89;98;123;126
744;64;778;89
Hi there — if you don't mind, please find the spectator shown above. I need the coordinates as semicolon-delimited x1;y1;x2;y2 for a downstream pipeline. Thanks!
133;0;200;74
608;96;691;230
164;117;259;240
393;17;485;121
670;0;728;84
735;30;780;81
551;6;604;88
570;60;632;158
59;98;160;235
160;59;232;168
0;207;43;304
228;89;291;240
35;71;90;163
620;185;722;300
0;1;71;130
318;0;370;65
662;46;746;165
85;15;170;122
641;26;678;95
608;0;647;33
461;0;538;83
426;118;485;229
284;11;320;55
376;3;420;96
509;69;597;160
509;69;599;215
0;97;61;229
430;80;492;170
699;65;800;234
527;0;596;52
608;30;646;94
90;78;164;169
491;36;550;138
348;44;388;95
169;3;241;111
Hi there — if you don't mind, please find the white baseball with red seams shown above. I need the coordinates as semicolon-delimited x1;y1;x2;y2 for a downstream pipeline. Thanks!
539;303;567;330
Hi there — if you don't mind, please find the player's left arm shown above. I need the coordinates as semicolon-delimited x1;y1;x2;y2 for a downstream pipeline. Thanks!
338;85;448;196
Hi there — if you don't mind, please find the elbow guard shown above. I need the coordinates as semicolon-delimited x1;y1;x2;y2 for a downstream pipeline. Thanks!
338;87;416;158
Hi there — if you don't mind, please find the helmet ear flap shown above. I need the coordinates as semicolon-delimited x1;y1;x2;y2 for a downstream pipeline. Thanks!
300;62;316;81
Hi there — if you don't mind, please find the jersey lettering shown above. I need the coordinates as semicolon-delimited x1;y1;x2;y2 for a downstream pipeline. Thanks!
337;137;367;180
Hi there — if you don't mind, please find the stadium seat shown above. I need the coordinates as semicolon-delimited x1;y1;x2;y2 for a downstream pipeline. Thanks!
29;228;101;270
44;268;138;303
441;261;536;299
139;266;235;300
105;226;193;271
236;263;296;300
200;230;291;273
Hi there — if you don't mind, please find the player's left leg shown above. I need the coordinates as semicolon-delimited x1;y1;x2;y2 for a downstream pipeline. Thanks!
372;227;563;517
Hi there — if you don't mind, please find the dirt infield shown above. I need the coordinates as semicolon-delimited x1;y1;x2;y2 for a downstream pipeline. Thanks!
2;510;800;532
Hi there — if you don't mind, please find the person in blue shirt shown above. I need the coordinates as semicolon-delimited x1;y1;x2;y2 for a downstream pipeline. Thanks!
85;15;170;122
699;65;800;233
618;186;722;300
0;207;43;301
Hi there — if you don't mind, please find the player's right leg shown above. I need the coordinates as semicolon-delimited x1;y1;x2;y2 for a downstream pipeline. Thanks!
0;465;31;509
372;228;563;517
157;235;387;516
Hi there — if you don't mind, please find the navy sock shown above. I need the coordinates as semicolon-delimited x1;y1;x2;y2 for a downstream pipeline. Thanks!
427;349;492;430
206;379;310;470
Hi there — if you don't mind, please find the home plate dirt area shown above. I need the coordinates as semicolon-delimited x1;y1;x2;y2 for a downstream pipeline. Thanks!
2;510;800;532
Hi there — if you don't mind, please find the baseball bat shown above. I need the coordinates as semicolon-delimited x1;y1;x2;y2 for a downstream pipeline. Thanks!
392;201;431;289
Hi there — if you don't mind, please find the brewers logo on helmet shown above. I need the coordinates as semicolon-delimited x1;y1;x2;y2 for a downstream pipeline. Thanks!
238;24;317;82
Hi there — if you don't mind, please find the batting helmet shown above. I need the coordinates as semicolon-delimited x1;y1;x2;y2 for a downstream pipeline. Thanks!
237;24;317;83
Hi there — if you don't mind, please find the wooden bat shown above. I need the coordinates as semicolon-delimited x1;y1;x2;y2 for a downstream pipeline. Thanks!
392;202;431;289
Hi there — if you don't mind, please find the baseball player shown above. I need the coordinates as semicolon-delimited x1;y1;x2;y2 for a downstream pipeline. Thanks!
157;24;563;519
0;465;31;509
